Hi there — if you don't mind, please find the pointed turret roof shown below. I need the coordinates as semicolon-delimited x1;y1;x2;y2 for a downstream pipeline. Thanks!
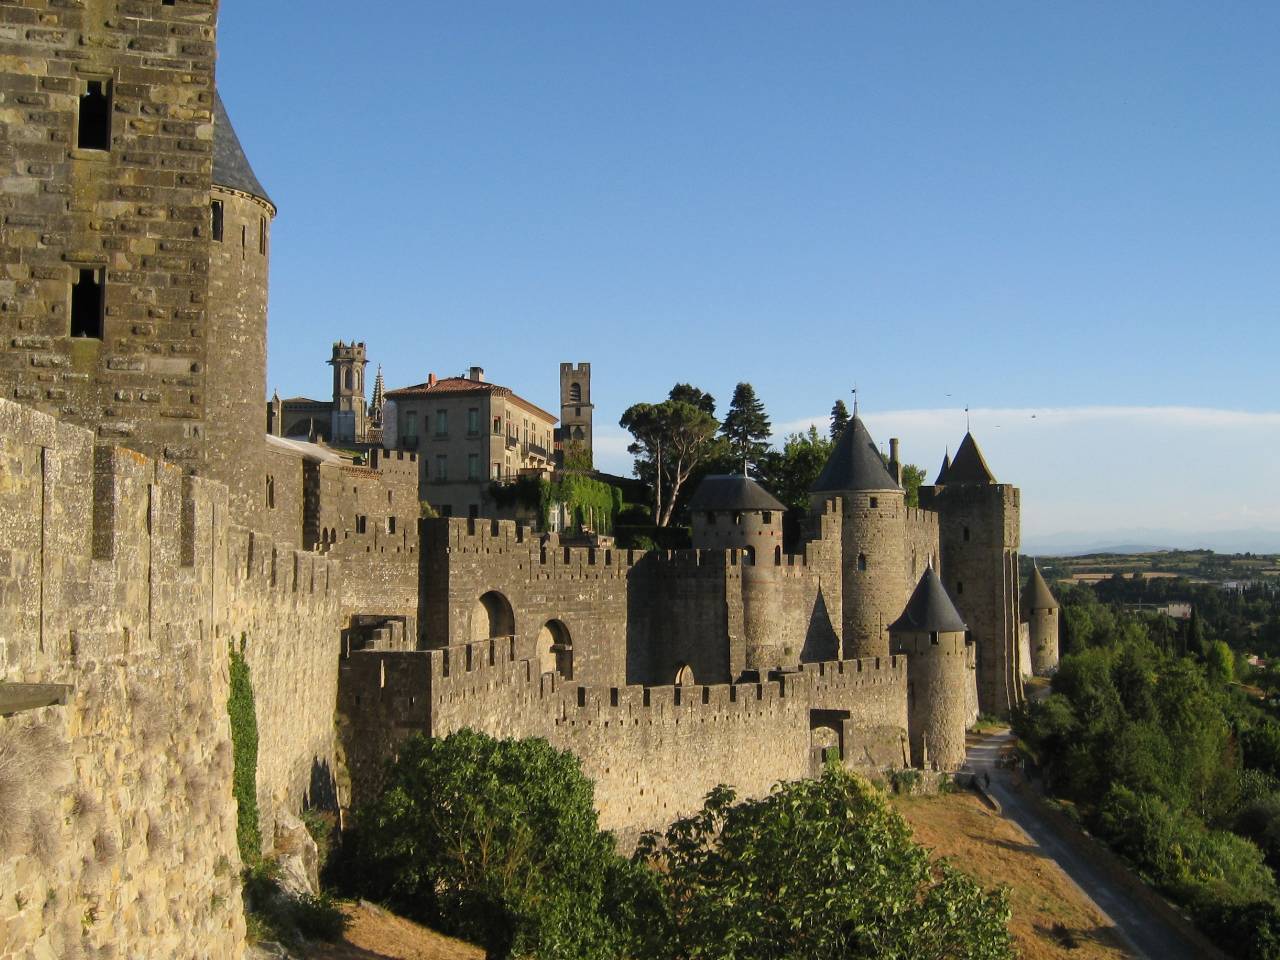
1022;563;1059;612
889;566;968;634
213;92;273;206
944;432;996;484
810;415;900;494
935;450;952;485
689;474;785;513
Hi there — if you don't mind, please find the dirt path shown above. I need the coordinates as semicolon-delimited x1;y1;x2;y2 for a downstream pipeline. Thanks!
304;901;484;960
963;731;1206;960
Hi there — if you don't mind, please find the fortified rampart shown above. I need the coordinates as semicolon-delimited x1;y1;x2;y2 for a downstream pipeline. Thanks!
0;399;341;960
338;635;909;839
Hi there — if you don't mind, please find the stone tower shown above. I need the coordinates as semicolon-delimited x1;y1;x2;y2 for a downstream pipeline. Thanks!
689;474;788;673
889;566;974;771
1022;562;1060;676
918;432;1024;715
810;415;907;660
206;93;275;521
329;341;368;444
0;2;220;472
558;362;593;468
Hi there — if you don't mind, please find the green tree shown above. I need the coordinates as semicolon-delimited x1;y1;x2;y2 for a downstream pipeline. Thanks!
353;730;621;960
902;463;926;508
829;398;850;441
620;396;720;527
719;382;772;475
1207;640;1235;684
668;383;716;415
756;426;832;511
630;767;1015;960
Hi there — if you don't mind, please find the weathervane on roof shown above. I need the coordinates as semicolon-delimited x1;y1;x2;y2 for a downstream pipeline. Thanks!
852;384;858;417
965;405;970;431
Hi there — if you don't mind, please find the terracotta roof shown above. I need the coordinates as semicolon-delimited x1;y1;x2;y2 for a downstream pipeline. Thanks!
213;93;273;206
889;567;967;634
811;415;900;494
385;376;557;423
945;432;997;484
265;434;345;465
1022;564;1059;613
689;475;785;513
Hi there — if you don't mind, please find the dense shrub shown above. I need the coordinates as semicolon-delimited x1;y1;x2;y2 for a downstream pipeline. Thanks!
631;766;1014;960
353;730;622;959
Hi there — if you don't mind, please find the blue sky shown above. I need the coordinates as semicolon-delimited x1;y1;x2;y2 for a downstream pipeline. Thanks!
217;3;1280;548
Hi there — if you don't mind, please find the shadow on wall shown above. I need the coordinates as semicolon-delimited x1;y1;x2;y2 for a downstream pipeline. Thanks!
308;757;338;813
801;588;839;663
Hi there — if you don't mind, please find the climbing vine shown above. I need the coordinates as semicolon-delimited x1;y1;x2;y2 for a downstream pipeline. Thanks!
487;475;622;534
228;636;261;865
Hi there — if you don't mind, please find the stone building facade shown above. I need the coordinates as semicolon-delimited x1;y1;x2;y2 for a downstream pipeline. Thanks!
382;367;558;516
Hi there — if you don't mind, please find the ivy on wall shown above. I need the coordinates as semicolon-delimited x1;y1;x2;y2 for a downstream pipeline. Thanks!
487;475;622;534
228;636;261;865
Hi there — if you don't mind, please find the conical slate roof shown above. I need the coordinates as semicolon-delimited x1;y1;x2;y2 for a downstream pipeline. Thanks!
1022;564;1059;612
811;415;900;494
689;474;785;513
944;432;996;484
213;92;273;206
889;566;968;634
935;451;952;485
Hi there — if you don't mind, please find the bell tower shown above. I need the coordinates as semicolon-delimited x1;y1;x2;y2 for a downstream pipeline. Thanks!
557;362;593;469
329;341;368;444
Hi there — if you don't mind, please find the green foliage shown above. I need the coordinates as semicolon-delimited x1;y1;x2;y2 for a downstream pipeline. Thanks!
829;398;850;441
719;382;772;474
620;391;721;527
242;858;348;947
228;639;261;866
487;474;621;534
756;426;831;511
901;463;926;508
419;500;438;519
629;768;1014;960
1208;640;1236;683
353;730;622;959
300;807;336;874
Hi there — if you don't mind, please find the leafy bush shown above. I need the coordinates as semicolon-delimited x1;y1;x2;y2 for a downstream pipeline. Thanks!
630;766;1015;960
227;638;260;865
242;859;348;947
353;730;622;959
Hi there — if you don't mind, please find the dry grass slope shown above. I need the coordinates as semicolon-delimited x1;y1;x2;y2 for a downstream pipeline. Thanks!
302;901;483;960
894;790;1136;960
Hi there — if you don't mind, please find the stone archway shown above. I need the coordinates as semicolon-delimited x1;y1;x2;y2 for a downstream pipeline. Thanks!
471;590;515;641
537;619;572;679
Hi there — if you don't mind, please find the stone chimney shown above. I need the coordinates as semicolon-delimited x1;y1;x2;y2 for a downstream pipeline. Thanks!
469;366;485;383
427;373;437;387
888;437;903;486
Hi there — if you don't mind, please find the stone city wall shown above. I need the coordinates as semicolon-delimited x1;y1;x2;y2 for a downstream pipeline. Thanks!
0;398;342;960
339;634;911;839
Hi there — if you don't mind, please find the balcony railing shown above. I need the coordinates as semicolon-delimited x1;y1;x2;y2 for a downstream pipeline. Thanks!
505;436;518;450
528;442;550;459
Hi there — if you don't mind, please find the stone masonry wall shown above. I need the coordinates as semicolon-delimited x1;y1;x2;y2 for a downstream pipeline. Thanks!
0;399;242;960
0;398;342;959
206;186;272;523
338;635;909;840
0;0;219;473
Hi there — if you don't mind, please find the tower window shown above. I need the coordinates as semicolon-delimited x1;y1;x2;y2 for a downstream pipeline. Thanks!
857;553;867;572
265;476;275;509
930;631;939;645
705;511;716;525
241;223;246;249
569;382;582;403
762;511;772;524
957;581;964;595
77;80;111;151
70;268;103;339
259;216;267;254
211;200;224;241
355;515;367;534
869;497;878;509
963;526;970;542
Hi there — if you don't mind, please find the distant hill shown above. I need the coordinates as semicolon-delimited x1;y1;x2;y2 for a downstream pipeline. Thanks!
1023;529;1280;557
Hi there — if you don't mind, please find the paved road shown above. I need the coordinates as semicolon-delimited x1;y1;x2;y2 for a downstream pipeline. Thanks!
964;732;1205;960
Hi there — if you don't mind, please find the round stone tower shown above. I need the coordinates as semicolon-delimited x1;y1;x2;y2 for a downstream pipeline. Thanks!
689;474;789;672
1022;562;1060;676
889;567;973;771
206;93;275;522
810;415;905;660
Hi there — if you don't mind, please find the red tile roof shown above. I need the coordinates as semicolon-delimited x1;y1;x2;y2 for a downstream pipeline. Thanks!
385;376;557;423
